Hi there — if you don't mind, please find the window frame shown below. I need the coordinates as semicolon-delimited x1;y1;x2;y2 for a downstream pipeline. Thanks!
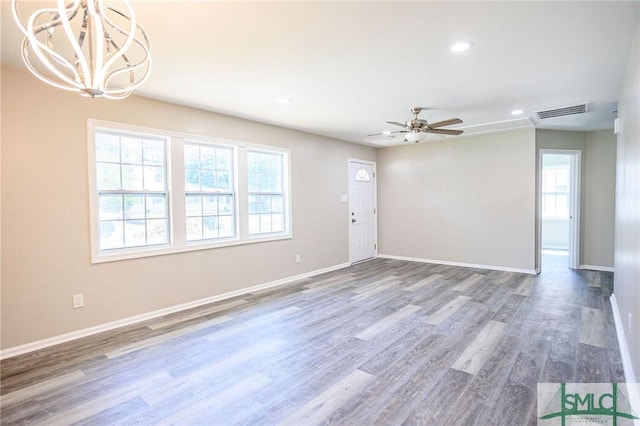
88;119;292;264
541;166;570;219
183;141;238;243
247;148;290;237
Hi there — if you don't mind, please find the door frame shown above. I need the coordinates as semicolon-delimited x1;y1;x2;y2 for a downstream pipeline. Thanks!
348;158;378;264
537;149;581;270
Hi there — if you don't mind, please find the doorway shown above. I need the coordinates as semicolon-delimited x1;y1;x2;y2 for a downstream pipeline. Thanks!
539;150;581;270
348;159;377;264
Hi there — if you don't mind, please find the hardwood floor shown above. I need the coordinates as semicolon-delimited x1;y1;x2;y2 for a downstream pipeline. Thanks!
0;256;625;425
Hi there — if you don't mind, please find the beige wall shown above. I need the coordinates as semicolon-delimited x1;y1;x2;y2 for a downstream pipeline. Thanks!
584;130;616;267
0;66;376;350
614;22;640;382
377;128;537;272
536;129;617;268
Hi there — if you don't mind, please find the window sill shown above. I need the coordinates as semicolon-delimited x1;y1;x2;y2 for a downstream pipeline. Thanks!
91;233;292;264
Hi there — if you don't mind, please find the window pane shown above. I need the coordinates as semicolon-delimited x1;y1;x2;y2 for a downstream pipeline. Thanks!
271;195;284;213
203;195;218;216
217;172;231;191
143;166;165;191
96;163;121;190
185;168;200;191
122;165;143;190
249;214;260;234
556;169;569;191
186;217;202;241
220;195;233;215
257;155;269;173
556;195;568;217
100;221;123;249
200;147;216;169
124;220;146;247
248;174;258;192
271;213;284;232
143;139;164;166
96;133;120;162
216;149;231;170
124;195;145;219
218;216;234;238
99;195;123;220
248;195;259;214
186;195;202;217
257;174;268;192
200;170;215;191
203;216;218;239
260;214;272;233
147;219;168;245
121;137;143;164
146;195;166;219
184;144;200;169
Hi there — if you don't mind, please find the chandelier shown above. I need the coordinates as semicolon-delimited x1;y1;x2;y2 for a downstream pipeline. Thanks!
11;0;151;99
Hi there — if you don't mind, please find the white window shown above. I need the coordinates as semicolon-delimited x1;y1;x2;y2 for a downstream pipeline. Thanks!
94;131;169;250
247;150;287;235
184;143;235;241
542;167;569;219
88;120;291;263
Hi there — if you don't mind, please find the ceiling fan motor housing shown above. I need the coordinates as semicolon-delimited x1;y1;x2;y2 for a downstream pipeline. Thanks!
408;119;428;130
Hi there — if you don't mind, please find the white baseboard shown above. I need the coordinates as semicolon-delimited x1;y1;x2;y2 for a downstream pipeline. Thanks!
579;264;615;272
378;254;537;275
610;294;640;415
0;262;350;360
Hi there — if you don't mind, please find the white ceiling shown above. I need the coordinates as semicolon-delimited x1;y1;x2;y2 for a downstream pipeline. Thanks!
2;1;639;146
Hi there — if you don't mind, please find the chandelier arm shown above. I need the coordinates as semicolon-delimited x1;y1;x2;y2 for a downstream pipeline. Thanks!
24;12;84;88
100;9;151;94
27;10;79;73
14;1;81;86
86;1;106;90
101;5;151;54
98;2;138;77
21;39;81;91
56;0;92;88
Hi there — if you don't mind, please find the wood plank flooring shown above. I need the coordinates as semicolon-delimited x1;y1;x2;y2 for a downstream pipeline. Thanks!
0;256;625;425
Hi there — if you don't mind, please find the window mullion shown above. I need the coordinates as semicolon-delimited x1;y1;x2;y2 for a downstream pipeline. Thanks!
171;137;186;247
237;146;249;239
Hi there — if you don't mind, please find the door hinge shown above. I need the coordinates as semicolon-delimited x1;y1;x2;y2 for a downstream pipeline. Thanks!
373;172;376;178
374;208;376;214
374;243;377;250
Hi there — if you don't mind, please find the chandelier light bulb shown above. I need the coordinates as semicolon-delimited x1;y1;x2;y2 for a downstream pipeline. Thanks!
12;0;151;99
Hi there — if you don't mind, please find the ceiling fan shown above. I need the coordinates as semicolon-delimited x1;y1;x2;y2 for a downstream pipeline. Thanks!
369;107;464;143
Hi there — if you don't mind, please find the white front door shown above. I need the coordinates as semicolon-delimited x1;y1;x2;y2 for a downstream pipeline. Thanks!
349;160;377;263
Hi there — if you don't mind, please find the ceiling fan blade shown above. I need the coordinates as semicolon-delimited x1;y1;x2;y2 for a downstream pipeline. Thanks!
424;128;464;136
386;121;410;129
367;130;408;137
427;118;463;129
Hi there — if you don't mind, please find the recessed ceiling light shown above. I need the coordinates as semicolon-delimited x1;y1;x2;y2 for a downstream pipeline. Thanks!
276;98;292;104
450;41;472;53
511;109;524;115
382;131;391;135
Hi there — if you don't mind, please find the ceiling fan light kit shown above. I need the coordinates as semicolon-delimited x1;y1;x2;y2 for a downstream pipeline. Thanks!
11;0;151;99
405;132;427;143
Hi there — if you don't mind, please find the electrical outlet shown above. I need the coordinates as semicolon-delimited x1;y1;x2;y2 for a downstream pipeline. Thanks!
295;254;301;264
72;294;84;309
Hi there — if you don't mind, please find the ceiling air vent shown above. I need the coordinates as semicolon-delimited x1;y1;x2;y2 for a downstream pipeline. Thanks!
536;103;589;120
